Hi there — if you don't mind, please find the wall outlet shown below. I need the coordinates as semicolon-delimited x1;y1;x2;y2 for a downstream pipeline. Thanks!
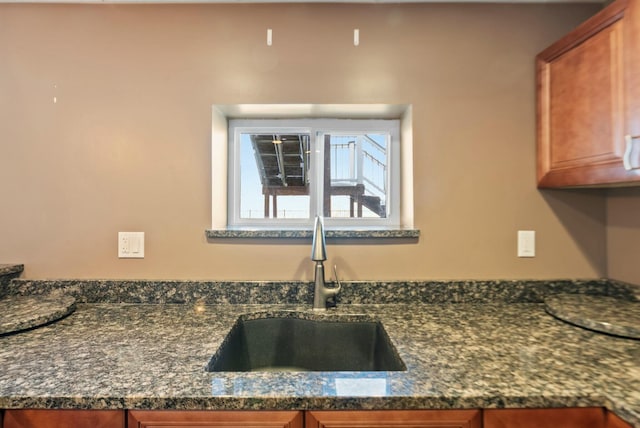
517;230;535;257
118;232;144;258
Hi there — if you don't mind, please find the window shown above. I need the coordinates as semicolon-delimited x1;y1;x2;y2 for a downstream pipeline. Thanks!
210;104;415;234
227;119;400;229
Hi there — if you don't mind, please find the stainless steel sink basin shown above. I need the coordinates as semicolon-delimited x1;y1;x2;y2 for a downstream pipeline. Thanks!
206;314;406;372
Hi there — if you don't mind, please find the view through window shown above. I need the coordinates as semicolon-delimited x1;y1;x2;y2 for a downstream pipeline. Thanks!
228;119;399;228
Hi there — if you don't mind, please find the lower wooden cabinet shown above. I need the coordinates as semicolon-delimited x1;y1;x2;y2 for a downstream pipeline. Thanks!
3;409;124;428
127;409;482;428
0;408;634;428
306;410;482;428
127;410;303;428
484;407;606;428
606;412;634;428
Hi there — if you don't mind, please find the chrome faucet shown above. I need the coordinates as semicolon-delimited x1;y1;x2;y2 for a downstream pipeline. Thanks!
311;216;341;310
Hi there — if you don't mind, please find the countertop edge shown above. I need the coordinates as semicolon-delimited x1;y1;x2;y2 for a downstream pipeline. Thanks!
0;394;612;411
0;264;24;277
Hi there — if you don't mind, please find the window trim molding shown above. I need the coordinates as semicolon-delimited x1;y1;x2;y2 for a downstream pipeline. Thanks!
211;104;414;233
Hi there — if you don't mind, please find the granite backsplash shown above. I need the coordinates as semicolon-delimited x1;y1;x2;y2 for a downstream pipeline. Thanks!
3;276;639;305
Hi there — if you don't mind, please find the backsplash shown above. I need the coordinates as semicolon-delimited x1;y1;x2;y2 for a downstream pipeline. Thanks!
4;277;638;305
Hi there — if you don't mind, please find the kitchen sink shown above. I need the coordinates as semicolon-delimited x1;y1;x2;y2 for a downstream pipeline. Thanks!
206;314;406;372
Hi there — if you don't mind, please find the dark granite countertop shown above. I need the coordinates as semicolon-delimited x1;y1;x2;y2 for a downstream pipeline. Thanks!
0;264;23;299
0;292;76;336
545;294;640;340
0;301;638;426
0;265;23;277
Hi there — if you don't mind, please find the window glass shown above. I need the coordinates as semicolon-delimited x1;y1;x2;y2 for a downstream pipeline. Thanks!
324;133;389;219
228;119;399;229
239;132;311;219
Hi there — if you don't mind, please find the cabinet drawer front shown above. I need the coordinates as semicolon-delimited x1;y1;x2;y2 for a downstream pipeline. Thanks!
3;409;125;428
306;410;481;428
483;408;605;428
128;410;303;428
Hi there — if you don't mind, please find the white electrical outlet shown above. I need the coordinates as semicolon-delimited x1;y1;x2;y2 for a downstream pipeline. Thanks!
517;230;535;257
118;232;145;258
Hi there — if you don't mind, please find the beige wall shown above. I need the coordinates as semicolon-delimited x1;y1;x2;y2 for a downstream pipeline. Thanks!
607;188;640;285
0;3;610;281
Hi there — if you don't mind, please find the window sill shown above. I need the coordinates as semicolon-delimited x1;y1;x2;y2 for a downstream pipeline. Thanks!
205;228;420;240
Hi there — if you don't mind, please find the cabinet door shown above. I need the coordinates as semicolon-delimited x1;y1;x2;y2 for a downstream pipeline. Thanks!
127;410;303;428
625;0;640;170
483;408;605;428
306;410;481;428
606;412;633;428
3;409;124;428
536;0;640;187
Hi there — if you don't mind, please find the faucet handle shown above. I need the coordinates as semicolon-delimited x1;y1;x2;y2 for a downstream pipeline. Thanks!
332;265;343;292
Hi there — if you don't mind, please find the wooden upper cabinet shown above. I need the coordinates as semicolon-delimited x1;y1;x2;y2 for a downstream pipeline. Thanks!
537;0;640;187
627;0;640;146
306;410;482;428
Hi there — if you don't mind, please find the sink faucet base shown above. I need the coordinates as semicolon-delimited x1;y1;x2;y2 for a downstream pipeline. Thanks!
313;262;340;311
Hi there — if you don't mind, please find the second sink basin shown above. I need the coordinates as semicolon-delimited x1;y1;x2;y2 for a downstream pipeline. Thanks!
207;313;406;372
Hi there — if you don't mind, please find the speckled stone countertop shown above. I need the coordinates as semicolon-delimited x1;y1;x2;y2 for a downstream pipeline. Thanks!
0;265;23;277
6;278;639;304
0;300;639;426
545;294;640;340
0;264;23;299
0;292;76;336
205;228;420;240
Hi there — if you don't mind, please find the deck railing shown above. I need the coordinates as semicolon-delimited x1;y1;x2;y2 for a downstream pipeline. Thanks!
330;134;387;204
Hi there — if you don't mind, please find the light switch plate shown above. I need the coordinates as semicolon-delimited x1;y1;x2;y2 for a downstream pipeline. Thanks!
118;232;145;258
517;230;535;257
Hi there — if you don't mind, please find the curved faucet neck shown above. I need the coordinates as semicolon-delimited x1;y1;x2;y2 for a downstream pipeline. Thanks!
311;216;326;262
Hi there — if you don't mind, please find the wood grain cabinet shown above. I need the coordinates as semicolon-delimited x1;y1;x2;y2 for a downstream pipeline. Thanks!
127;410;303;428
306;410;482;428
483;408;635;428
483;407;606;428
536;0;640;187
606;411;634;428
1;408;635;428
627;0;640;147
3;409;124;428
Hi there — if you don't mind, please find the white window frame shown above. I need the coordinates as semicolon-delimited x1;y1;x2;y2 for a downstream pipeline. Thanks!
227;118;400;229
